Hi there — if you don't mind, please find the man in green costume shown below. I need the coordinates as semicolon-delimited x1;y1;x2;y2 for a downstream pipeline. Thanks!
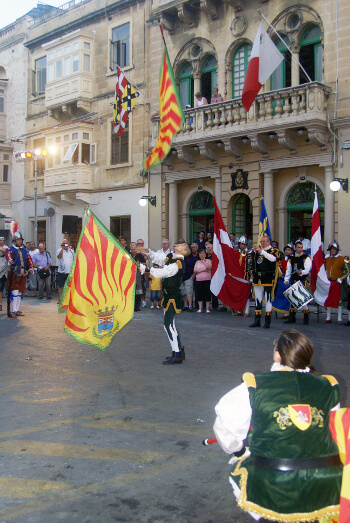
140;242;191;365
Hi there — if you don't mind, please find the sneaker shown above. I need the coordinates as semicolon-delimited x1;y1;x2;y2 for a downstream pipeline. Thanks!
150;305;154;309
188;306;193;311
156;305;160;309
142;300;147;308
182;306;188;311
197;310;202;313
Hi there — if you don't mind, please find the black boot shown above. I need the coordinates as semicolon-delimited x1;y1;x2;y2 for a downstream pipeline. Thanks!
162;352;182;365
303;310;309;325
165;347;185;361
249;314;261;328
263;313;271;329
285;310;296;323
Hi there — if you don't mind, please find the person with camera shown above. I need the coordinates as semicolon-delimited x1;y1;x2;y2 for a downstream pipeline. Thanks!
56;240;74;302
31;242;52;300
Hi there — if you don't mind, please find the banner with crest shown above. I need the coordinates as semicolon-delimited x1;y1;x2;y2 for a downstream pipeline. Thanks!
58;210;136;350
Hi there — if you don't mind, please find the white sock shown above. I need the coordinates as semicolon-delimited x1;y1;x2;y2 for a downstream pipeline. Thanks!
338;306;343;322
326;308;331;321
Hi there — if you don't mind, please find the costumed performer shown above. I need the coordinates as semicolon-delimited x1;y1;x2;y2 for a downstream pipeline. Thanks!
322;242;349;325
232;236;251;317
272;243;294;318
140;243;191;365
284;240;312;325
6;231;34;318
213;329;342;522
249;234;279;329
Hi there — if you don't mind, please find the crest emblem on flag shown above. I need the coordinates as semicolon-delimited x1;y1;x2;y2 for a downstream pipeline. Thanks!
96;306;116;334
288;404;312;431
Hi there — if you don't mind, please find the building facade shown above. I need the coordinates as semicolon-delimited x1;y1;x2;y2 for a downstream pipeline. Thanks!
0;0;349;254
146;0;350;253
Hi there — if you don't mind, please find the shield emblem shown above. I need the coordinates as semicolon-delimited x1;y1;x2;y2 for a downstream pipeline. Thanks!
288;404;312;431
98;314;114;334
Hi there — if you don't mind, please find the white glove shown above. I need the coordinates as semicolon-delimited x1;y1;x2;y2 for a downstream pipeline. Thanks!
139;264;146;275
337;278;342;284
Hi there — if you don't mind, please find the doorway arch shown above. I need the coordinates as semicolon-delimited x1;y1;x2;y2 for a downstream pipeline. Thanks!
287;181;324;242
189;190;214;242
231;193;253;239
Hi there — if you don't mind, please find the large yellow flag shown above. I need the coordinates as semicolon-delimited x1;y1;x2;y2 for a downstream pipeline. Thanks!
58;211;136;350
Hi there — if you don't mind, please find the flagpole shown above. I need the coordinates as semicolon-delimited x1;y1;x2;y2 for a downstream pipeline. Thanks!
257;10;313;83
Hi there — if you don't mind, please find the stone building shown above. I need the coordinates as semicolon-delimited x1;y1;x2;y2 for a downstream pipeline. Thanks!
0;0;153;253
146;0;350;253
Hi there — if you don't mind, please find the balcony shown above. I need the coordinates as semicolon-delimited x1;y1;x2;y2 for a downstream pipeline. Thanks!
151;82;332;166
44;165;93;194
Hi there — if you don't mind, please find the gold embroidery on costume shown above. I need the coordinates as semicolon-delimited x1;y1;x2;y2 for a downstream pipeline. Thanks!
273;405;324;430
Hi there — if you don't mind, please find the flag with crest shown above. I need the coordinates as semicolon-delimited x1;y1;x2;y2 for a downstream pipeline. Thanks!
113;66;139;137
59;210;137;350
257;195;272;245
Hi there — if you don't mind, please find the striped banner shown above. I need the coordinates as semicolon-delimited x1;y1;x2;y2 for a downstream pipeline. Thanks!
143;45;184;173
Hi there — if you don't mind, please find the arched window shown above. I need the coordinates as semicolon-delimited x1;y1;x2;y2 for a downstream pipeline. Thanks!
271;35;291;90
179;62;194;109
287;182;324;242
232;194;253;238
300;25;322;83
189;191;214;242
201;55;217;103
232;43;252;98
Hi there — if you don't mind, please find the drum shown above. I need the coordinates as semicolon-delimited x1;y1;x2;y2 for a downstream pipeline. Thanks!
283;281;313;310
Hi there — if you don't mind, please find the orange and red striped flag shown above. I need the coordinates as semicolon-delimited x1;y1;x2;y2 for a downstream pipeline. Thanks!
330;408;350;522
143;43;184;174
58;210;136;350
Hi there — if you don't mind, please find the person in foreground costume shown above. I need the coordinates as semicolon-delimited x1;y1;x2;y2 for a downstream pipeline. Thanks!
6;231;34;318
213;329;342;522
140;243;191;365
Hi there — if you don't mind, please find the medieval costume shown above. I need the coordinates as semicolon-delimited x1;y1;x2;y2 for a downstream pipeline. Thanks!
272;244;294;316
143;248;185;365
214;365;342;522
323;242;349;325
234;236;251;317
249;239;279;329
284;241;312;324
6;231;34;318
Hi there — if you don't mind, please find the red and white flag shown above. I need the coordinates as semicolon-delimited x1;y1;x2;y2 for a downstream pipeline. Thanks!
242;23;284;112
210;199;251;312
311;191;341;308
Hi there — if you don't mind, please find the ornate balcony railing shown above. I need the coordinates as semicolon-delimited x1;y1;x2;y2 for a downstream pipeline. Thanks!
151;82;332;147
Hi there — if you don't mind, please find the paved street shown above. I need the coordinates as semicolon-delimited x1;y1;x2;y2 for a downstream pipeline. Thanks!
0;297;349;523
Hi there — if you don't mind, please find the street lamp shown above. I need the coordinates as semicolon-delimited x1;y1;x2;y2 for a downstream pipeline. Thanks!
13;147;56;245
138;196;157;207
330;178;348;193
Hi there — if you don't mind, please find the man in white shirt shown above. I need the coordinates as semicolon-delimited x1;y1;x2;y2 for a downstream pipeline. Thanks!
156;239;172;257
56;240;75;302
26;241;39;296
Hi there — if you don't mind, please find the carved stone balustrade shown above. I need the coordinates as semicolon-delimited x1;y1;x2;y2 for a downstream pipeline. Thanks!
150;82;332;160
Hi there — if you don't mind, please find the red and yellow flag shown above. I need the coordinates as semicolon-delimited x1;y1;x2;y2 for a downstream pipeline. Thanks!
143;45;184;173
329;408;350;523
58;211;136;350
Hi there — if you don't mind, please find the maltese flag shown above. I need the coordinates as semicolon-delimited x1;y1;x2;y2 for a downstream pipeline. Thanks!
210;199;251;313
311;191;341;308
242;23;284;112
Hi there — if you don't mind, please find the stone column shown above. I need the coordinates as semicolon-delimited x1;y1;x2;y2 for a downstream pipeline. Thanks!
168;181;179;246
212;175;222;212
263;170;274;240
291;45;300;87
193;74;201;97
277;207;288;248
180;212;189;242
324;165;335;248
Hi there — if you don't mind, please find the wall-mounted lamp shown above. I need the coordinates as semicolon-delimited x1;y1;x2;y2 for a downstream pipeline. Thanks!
330;178;348;193
242;137;249;143
139;196;157;207
268;132;275;139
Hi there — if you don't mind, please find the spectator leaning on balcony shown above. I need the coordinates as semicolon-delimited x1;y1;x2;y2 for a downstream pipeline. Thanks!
210;87;223;104
195;92;208;107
